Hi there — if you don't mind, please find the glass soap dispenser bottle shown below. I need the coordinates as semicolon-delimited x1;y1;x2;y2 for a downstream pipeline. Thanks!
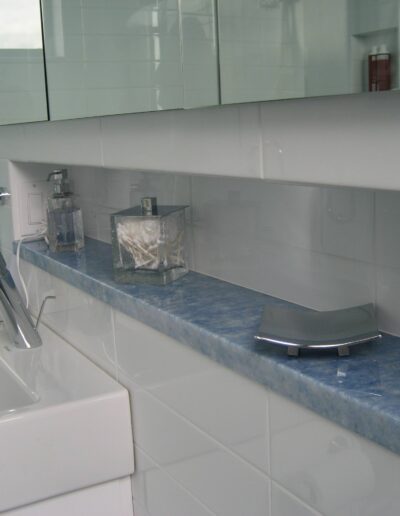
46;169;84;253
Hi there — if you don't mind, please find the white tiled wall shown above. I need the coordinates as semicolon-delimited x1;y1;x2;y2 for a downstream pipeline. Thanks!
2;94;400;333
5;158;400;335
0;160;14;263
2;93;400;189
17;261;400;516
9;162;394;336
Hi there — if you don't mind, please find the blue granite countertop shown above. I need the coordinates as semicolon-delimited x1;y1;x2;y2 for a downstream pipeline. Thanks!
18;238;400;455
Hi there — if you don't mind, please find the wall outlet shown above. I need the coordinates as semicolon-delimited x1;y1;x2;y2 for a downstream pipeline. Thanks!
9;162;58;240
18;180;48;236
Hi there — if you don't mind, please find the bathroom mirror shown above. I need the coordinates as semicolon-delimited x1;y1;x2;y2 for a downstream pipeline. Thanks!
217;0;399;104
0;0;48;125
40;0;219;121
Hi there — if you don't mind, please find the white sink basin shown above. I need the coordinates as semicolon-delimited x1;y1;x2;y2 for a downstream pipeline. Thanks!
0;323;134;513
0;360;37;413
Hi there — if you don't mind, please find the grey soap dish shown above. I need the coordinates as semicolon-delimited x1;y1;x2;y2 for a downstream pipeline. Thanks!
254;303;381;357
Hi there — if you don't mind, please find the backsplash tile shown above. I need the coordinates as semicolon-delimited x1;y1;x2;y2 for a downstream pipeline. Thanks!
67;165;376;314
7;160;400;335
375;190;400;269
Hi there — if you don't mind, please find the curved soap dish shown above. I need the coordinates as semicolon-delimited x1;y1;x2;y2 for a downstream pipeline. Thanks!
254;303;381;357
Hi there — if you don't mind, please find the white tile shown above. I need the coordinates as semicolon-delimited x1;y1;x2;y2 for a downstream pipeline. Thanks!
271;482;322;516
0;160;13;254
261;93;400;190
101;103;261;177
113;310;216;391
151;366;269;473
101;110;176;171
22;118;103;167
191;176;323;253
190;175;375;309
131;390;270;516
194;213;374;310
375;190;400;269
321;187;374;263
167;443;271;516
34;267;118;377
376;265;400;336
269;391;400;516
114;309;269;472
133;447;215;516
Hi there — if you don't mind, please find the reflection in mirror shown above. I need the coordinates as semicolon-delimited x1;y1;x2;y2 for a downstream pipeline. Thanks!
180;0;219;108
41;0;219;120
41;0;185;120
0;0;48;125
218;0;399;104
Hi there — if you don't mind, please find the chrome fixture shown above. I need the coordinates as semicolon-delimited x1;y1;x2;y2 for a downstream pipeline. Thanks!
0;251;54;349
0;187;11;205
255;303;381;357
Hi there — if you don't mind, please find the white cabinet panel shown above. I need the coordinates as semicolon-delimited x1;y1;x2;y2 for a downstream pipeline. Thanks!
4;478;133;516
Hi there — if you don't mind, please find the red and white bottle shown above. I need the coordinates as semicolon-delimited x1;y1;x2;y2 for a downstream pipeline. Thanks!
376;44;391;91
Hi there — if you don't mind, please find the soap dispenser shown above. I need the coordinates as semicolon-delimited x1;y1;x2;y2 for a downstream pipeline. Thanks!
46;169;84;253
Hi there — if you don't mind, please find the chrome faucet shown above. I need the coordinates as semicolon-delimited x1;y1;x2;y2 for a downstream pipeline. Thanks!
0;251;45;349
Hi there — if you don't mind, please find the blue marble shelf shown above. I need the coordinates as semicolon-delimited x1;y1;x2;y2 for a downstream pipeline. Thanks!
17;238;400;455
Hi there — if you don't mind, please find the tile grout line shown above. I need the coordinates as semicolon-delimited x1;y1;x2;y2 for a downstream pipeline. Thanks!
134;443;218;516
137;387;271;481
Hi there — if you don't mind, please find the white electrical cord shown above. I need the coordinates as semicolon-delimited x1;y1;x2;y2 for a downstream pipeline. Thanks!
16;224;48;310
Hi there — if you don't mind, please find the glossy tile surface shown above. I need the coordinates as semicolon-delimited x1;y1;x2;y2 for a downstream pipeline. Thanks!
0;160;13;258
271;483;322;516
33;267;118;378
18;237;400;456
133;447;215;516
131;391;270;516
260;93;400;190
269;392;400;516
100;104;261;177
113;311;269;473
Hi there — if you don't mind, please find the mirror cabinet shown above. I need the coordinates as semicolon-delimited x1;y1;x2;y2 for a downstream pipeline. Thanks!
0;0;398;126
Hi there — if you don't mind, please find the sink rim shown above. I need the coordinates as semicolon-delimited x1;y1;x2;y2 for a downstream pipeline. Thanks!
0;357;39;416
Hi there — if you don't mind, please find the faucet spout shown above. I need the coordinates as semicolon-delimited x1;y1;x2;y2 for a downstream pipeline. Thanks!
0;251;42;349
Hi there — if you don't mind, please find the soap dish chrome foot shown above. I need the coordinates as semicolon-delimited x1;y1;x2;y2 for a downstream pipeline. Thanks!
337;345;350;357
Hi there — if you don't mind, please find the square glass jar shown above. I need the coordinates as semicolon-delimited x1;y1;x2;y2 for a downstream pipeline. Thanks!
111;201;189;285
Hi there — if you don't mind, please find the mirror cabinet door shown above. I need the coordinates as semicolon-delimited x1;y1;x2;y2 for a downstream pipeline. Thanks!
217;0;399;104
0;0;48;125
41;0;185;120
